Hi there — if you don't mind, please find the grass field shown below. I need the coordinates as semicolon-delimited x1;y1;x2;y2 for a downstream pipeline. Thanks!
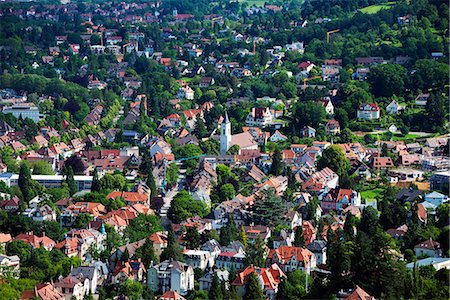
359;2;395;14
361;188;384;200
240;0;266;7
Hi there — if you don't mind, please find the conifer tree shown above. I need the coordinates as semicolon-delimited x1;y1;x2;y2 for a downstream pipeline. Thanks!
65;166;77;196
244;273;264;300
209;273;223;300
91;168;100;192
161;227;183;261
18;163;33;202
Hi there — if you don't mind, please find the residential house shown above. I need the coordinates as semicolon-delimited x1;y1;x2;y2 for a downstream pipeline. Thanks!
246;107;273;128
424;191;448;207
34;283;64;300
306;240;327;265
199;269;229;292
199;77;215;88
0;254;20;278
298;61;315;72
113;259;146;284
325;119;341;135
321;67;340;82
215;252;246;271
183;250;212;270
414;239;442;258
341;285;375;300
371;157;394;171
107;191;150;206
54;276;85;300
353;67;370;81
148;260;195;296
415;93;429;106
357;103;380;120
319;98;334;114
270;130;288;142
386;100;405;114
302;168;339;193
159;290;187;300
267;246;316;273
232;264;286;300
70;266;99;294
321;188;361;212
300;126;316;138
12;233;55;251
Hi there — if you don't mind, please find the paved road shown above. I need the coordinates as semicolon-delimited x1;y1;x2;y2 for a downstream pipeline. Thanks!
159;163;187;229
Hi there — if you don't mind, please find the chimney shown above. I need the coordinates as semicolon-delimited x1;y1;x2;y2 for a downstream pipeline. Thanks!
42;231;45;237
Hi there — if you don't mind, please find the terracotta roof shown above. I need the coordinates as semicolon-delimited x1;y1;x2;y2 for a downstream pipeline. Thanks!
345;285;375;300
267;246;314;264
159;290;186;300
232;264;285;291
108;191;148;203
13;233;55;250
35;283;64;300
0;233;12;243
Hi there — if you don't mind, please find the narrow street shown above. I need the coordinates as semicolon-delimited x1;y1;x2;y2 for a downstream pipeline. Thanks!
159;162;187;229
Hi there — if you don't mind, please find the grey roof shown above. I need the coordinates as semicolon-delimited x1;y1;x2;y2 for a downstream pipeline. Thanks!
306;240;327;252
70;266;96;280
396;188;423;202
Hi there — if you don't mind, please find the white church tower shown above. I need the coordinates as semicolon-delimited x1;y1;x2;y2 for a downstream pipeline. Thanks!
220;111;232;155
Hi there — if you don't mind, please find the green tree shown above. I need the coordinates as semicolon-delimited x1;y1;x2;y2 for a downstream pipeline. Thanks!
317;145;350;177
270;149;284;176
239;226;248;248
168;191;208;223
32;160;54;175
118;279;143;300
65;166;77;196
146;171;158;199
293;225;305;247
209;273;223;300
135;237;157;268
161;227;183;262
124;214;163;243
184;226;202;249
73;213;93;229
219;183;236;201
245;237;266;267
425;91;447;131
244;273;264;300
369;64;407;97
220;214;238;246
91;169;100;192
194;117;208;139
18;163;33;202
251;189;285;227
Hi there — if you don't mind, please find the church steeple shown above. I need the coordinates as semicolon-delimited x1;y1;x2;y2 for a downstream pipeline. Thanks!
220;111;232;155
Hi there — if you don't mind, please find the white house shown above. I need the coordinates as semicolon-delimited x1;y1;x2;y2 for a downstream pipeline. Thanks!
386;100;405;114
148;260;195;296
246;107;273;128
183;250;213;270
414;239;442;258
357;103;380;120
319;98;334;115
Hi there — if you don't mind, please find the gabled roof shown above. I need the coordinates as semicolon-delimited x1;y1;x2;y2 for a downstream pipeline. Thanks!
344;285;375;300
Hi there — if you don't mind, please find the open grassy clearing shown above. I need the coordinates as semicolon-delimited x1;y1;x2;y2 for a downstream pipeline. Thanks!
359;2;395;14
361;188;384;200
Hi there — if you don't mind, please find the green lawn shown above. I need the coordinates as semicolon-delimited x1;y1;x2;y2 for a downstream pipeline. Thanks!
240;0;266;7
359;2;395;14
361;188;384;200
